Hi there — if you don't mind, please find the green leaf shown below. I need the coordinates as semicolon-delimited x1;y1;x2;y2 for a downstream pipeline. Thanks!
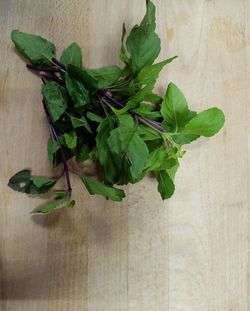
80;176;125;202
126;0;160;73
161;83;189;131
42;82;68;122
68;64;98;91
30;176;56;188
8;169;31;193
86;112;103;123
137;124;162;141
75;144;90;163
65;73;89;108
86;65;122;89
155;170;175;200
107;114;149;180
133;103;161;121
144;146;177;172
96;117;118;183
63;131;77;149
32;198;68;214
119;23;130;64
47;138;60;165
8;170;56;194
137;56;177;89
11;30;55;66
71;116;92;133
181;107;225;137
60;43;82;68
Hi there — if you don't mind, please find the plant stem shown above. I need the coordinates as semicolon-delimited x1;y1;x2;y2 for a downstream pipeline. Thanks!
51;57;66;72
99;90;165;134
42;101;72;196
26;64;60;72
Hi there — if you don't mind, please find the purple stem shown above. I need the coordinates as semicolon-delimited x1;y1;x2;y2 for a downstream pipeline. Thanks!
51;57;66;71
99;90;165;133
26;64;60;72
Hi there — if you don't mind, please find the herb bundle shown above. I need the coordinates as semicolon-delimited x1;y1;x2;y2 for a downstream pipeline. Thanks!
8;0;225;213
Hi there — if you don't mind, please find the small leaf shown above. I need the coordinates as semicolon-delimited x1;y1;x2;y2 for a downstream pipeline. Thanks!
138;56;177;89
32;198;68;214
86;112;103;123
30;176;56;188
60;43;82;68
80;176;125;202
11;30;55;66
47;138;60;165
63;131;77;149
181;107;225;137
155;170;175;200
75;144;90;163
8;169;31;193
71;116;92;133
42;82;68;122
119;23;130;64
65;73;89;108
145;146;177;172
68;64;98;91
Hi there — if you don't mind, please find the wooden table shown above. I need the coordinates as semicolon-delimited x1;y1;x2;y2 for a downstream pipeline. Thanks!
0;1;249;310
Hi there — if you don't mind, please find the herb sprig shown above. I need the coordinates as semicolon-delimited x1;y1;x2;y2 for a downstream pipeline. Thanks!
8;0;225;213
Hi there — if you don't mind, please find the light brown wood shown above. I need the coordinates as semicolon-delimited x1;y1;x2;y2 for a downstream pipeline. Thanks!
0;0;249;310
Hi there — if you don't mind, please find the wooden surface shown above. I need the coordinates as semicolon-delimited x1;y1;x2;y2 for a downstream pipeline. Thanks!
0;0;249;310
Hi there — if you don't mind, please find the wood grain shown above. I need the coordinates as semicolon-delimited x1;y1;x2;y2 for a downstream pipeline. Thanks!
0;0;249;310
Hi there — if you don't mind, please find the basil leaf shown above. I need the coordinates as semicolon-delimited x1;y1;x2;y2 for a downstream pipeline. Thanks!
8;169;31;193
126;0;160;73
30;176;56;188
65;73;89;108
145;146;177;172
68;64;98;91
71;116;92;133
47;138;60;165
107;114;149;180
60;43;82;68
155;170;175;200
63;131;77;149
11;30;55;66
86;112;103;123
80;176;125;202
32;198;68;214
138;56;177;88
161;83;189;131
181;107;225;137
42;82;68;122
96;117;118;183
86;65;122;89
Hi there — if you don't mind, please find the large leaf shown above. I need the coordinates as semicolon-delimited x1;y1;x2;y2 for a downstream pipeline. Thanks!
42;82;68;122
137;56;177;89
161;83;189;131
155;170;175;200
80;176;125;201
60;43;82;68
11;30;55;66
181;107;225;137
126;0;160;73
65;73;89;108
107;114;149;180
86;65;122;89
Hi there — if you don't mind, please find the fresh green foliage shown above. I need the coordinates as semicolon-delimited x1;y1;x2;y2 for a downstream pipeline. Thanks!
42;82;68;122
11;30;55;66
9;0;225;213
80;176;125;201
60;43;82;68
